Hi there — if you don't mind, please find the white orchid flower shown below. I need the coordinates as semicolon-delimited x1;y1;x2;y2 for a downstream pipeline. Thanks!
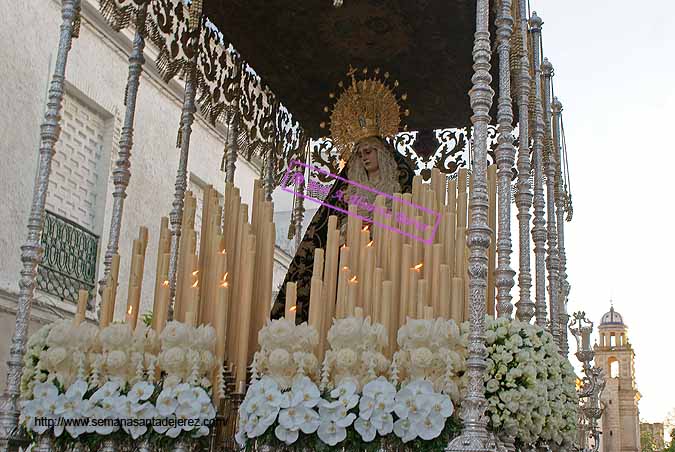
417;413;445;440
354;417;377;442
290;376;320;408
127;381;154;403
393;417;416;442
90;381;120;403
371;410;394;435
31;381;58;402
156;389;178;417
329;379;357;400
123;402;153;439
299;407;320;434
430;393;454;418
19;400;49;434
87;405;117;435
278;405;305;431
317;419;347;446
359;395;377;420
274;424;299;445
235;412;248;446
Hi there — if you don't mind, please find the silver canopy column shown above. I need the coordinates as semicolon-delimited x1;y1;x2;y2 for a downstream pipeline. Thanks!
529;12;548;328
541;57;561;345
98;3;149;301
0;0;82;448
167;3;204;318
445;0;496;450
494;0;516;320
514;0;534;323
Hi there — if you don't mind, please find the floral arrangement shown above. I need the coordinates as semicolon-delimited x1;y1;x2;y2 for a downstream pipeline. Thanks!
236;315;463;451
321;316;390;391
19;320;218;450
482;317;578;447
250;318;320;389
392;318;467;402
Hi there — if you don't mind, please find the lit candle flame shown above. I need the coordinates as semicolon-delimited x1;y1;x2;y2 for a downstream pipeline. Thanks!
367;240;374;247
413;262;424;271
192;270;199;276
362;225;369;231
349;276;358;283
289;306;297;312
162;280;169;287
221;272;229;288
343;266;349;271
220;249;226;254
192;280;199;288
127;305;133;315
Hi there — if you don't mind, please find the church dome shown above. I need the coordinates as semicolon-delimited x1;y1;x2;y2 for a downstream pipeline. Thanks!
600;306;625;326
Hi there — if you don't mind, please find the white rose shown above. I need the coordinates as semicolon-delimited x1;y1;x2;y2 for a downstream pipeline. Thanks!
268;349;291;371
336;348;358;369
193;325;216;350
99;323;133;350
46;320;72;347
46;347;68;368
159;347;185;375
260;319;295;350
106;350;127;369
328;318;362;349
405;319;433;347
160;321;189;348
410;347;434;369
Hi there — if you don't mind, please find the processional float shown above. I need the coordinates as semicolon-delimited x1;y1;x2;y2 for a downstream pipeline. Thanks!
0;0;590;452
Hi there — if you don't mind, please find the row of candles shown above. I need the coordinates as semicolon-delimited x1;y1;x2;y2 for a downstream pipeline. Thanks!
93;180;276;396
283;166;497;358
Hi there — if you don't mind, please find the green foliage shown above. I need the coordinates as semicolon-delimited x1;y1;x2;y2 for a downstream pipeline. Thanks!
246;415;462;452
641;430;657;452
142;311;153;327
665;428;675;452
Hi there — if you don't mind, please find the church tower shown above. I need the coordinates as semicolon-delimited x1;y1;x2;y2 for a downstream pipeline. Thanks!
595;306;641;452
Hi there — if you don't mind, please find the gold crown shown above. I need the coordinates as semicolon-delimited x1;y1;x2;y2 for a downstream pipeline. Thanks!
320;66;409;161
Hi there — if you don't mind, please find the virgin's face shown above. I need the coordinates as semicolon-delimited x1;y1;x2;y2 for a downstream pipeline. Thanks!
356;137;383;174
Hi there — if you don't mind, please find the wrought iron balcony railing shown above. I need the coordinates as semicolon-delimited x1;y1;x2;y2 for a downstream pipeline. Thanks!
36;210;99;305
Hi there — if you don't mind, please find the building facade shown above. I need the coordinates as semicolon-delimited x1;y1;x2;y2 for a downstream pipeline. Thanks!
595;307;642;452
0;0;295;387
640;423;665;451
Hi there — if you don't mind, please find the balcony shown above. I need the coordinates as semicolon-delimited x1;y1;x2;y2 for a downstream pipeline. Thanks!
36;210;99;304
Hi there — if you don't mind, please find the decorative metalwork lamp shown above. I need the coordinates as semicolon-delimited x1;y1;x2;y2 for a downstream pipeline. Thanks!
569;312;605;452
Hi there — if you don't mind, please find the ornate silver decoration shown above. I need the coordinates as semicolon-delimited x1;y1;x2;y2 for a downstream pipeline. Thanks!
98;2;149;305
552;97;570;355
167;16;202;317
0;0;81;447
529;12;548;328
541;58;561;345
445;0;495;449
569;312;605;452
494;0;516;319
225;107;239;184
514;0;534;323
100;438;118;452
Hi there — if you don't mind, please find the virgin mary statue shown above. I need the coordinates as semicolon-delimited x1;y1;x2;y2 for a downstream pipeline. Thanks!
271;68;416;323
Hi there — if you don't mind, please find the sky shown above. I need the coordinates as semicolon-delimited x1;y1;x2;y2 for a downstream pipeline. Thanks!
531;0;675;427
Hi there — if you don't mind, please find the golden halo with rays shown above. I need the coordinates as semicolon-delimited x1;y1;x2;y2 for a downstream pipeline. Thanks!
320;66;409;162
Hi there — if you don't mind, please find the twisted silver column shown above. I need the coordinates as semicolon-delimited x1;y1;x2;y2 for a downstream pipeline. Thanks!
98;4;148;302
264;144;275;202
552;97;570;355
514;0;534;323
0;1;81;448
167;28;201;318
529;12;548;328
541;57;561;345
445;0;496;450
225;109;238;184
494;0;516;320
